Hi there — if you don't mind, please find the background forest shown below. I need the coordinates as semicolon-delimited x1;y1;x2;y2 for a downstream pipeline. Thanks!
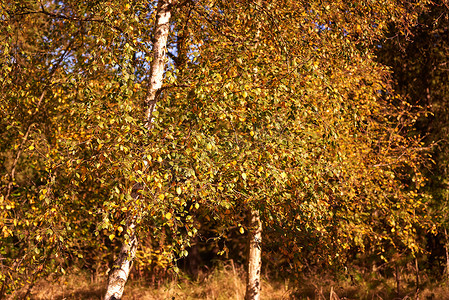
1;0;449;299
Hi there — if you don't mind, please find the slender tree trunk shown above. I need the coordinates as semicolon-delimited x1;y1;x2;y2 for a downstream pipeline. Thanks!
245;209;262;300
445;228;449;279
104;1;176;299
144;0;177;130
415;257;419;292
104;224;137;300
395;264;400;296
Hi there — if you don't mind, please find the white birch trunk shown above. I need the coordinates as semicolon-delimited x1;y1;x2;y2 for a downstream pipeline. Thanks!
104;224;137;300
144;0;176;129
104;1;176;299
245;209;262;300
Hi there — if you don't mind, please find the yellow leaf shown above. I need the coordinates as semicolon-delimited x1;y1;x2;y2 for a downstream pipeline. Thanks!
165;212;172;219
2;226;9;237
239;227;244;234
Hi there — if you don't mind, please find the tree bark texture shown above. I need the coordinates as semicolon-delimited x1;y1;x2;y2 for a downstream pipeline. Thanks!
145;0;176;129
104;223;137;300
245;209;262;300
104;1;176;299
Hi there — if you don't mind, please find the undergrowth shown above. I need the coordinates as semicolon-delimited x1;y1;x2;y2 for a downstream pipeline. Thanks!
10;263;449;299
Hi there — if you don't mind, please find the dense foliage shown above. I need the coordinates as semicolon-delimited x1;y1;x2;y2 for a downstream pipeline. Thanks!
1;0;446;297
377;0;449;276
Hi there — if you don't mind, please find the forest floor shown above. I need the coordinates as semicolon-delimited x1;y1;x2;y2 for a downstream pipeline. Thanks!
12;264;449;299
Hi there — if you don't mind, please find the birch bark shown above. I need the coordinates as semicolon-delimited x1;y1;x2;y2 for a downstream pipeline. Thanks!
144;0;176;129
245;209;262;300
104;1;176;299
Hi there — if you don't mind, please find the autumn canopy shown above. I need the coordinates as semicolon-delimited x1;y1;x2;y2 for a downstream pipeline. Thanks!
1;0;446;299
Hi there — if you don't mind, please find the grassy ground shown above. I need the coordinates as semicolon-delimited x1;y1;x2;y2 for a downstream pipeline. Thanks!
26;265;291;300
11;264;449;299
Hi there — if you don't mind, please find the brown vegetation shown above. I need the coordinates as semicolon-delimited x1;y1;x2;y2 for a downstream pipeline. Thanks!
15;263;449;300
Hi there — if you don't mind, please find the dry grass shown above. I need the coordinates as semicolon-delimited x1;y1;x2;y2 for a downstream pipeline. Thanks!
10;265;449;299
21;272;105;300
291;272;449;300
24;264;291;300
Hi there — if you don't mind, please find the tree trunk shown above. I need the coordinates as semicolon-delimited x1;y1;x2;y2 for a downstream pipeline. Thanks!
395;264;400;296
245;209;262;300
415;257;419;292
144;0;177;130
104;224;137;300
104;1;176;299
445;228;449;279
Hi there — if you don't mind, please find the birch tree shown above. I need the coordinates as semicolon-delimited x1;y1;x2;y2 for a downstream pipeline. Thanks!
246;2;263;298
104;1;177;299
157;0;430;296
0;0;433;298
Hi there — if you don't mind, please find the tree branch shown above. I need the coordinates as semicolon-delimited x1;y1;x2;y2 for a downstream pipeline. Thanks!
7;5;123;33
